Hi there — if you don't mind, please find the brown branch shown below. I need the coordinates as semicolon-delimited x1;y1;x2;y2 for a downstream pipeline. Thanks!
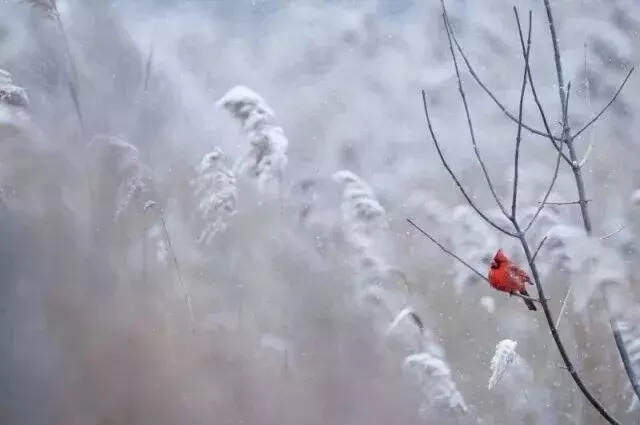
510;10;572;166
535;3;622;423
442;6;561;142
513;10;567;233
442;12;510;219
420;90;516;237
511;9;532;220
571;68;634;141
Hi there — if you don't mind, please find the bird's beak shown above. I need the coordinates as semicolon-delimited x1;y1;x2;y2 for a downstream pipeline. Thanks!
490;259;497;268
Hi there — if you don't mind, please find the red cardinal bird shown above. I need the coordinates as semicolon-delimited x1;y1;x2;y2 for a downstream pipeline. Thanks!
488;249;537;311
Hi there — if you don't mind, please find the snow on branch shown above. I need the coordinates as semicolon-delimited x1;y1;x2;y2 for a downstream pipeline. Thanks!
217;86;288;193
191;147;237;245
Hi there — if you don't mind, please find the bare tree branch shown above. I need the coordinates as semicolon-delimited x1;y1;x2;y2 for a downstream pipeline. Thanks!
510;10;573;166
539;200;590;206
600;225;625;240
531;235;548;262
407;218;487;283
406;218;542;305
420;90;516;237
538;2;621;423
577;138;594;168
523;117;564;233
442;12;510;219
571;68;634;141
511;10;532;220
513;10;568;233
555;281;574;328
441;5;561;142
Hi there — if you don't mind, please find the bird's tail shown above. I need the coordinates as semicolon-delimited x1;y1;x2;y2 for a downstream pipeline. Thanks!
520;289;537;311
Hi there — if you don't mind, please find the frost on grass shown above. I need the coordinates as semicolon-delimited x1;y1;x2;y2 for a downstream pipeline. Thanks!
404;352;467;415
217;86;288;193
334;170;467;415
544;224;629;314
88;135;152;220
488;339;518;390
191;147;237;245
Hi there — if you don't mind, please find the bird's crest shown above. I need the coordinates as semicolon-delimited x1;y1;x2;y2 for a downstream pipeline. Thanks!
493;249;508;264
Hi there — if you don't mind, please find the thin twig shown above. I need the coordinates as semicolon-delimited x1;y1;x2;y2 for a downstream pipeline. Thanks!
555;281;574;329
538;200;590;206
158;211;195;326
600;225;625;240
532;235;548;262
511;9;572;166
577;139;594;168
420;91;516;237
511;9;532;220
143;45;154;92
407;218;487;282
524;140;563;233
571;68;634;141
442;12;510;219
442;2;561;142
406;218;543;305
514;11;567;233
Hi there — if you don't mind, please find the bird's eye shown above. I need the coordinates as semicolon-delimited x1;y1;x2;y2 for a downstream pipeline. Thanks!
490;260;498;269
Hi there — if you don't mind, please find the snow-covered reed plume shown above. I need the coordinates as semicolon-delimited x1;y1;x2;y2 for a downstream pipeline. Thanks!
217;86;288;192
0;69;28;108
89;135;153;220
403;352;467;414
333;170;386;252
488;339;518;390
334;170;467;415
544;224;629;314
191;147;237;245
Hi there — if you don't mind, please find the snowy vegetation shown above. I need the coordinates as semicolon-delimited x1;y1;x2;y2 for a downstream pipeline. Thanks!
0;1;638;424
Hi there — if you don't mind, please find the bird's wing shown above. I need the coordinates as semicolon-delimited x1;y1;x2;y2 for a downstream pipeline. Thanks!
508;264;532;284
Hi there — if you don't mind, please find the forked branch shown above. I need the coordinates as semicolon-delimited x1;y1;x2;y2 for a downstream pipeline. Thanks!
442;12;510;219
442;5;561;143
571;67;634;141
510;10;532;219
420;90;516;237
